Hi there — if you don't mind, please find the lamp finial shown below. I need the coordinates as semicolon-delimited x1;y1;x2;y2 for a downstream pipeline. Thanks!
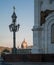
13;6;15;12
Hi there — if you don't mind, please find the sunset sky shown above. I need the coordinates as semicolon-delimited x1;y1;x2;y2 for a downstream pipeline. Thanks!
0;0;34;48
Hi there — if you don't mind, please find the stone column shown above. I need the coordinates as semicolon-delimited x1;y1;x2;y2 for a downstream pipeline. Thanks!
32;0;43;54
34;0;41;27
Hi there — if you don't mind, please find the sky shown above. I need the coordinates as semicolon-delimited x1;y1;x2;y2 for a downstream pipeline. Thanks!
0;0;34;48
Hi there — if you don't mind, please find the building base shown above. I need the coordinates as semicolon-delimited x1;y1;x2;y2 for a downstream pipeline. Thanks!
12;48;17;54
2;54;54;62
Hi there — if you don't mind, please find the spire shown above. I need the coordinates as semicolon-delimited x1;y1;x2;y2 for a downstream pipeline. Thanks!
21;38;28;49
24;38;25;42
13;6;15;13
12;6;17;22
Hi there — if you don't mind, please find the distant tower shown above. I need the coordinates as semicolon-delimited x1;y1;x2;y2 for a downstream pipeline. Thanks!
21;39;28;49
9;7;20;54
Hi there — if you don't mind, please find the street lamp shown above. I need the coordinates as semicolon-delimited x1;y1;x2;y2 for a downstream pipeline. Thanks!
9;6;20;54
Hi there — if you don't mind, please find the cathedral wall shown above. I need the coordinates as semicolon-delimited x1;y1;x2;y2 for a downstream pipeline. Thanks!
43;12;54;53
41;25;45;53
32;30;40;53
41;0;54;11
32;0;54;54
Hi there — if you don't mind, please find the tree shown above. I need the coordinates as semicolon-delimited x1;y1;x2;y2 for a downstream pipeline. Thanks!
2;49;10;54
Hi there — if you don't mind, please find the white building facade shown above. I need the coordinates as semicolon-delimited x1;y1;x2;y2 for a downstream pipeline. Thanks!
32;0;54;54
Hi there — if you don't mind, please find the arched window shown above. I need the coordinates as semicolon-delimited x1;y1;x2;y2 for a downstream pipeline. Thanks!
51;24;54;43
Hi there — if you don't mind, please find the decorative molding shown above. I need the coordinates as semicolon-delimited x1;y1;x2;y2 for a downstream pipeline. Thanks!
32;26;43;31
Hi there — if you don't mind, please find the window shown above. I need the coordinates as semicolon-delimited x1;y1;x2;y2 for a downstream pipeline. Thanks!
50;0;54;4
51;24;54;43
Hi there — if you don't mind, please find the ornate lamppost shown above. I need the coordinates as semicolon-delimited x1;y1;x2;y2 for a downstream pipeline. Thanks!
9;7;20;54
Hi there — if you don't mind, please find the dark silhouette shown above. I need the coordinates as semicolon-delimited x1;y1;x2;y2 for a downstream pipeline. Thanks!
9;6;20;54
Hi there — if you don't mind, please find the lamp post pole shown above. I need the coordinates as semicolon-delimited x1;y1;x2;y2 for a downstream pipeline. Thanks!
9;7;20;54
13;22;16;48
